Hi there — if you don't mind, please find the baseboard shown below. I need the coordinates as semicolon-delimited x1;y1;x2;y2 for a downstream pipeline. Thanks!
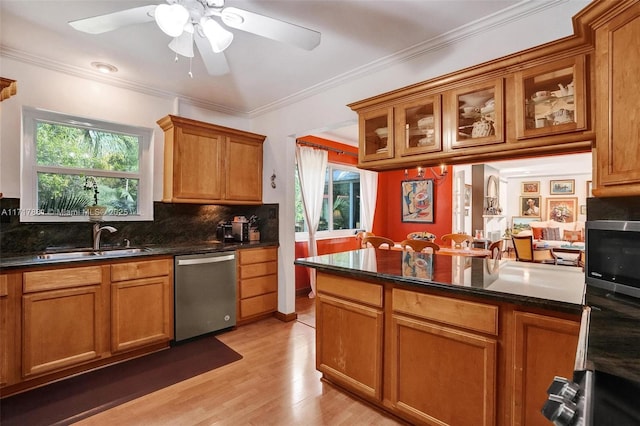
296;287;312;297
275;311;298;322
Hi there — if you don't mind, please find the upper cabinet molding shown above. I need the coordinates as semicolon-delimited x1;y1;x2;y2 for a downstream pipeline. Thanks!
0;78;17;102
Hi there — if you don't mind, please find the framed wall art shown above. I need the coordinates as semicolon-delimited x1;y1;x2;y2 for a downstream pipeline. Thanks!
402;179;434;223
547;197;578;223
550;179;575;195
511;216;539;234
521;181;540;195
586;180;593;197
519;196;541;217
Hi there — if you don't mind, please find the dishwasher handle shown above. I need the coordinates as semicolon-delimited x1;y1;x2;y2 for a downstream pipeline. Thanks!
177;254;235;266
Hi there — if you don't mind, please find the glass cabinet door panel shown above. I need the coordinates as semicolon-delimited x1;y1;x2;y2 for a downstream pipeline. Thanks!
396;95;442;156
445;77;505;149
514;55;587;139
359;106;394;162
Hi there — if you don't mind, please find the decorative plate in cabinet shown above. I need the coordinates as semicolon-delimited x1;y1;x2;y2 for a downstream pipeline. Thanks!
445;77;505;149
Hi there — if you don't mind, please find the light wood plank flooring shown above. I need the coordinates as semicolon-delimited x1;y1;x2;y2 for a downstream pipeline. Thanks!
76;297;403;425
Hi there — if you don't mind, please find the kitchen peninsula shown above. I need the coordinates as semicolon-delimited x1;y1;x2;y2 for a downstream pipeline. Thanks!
295;249;585;425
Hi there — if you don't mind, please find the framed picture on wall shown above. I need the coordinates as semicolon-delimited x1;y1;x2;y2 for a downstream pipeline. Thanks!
519;196;541;217
512;216;539;234
550;179;575;195
521;181;540;195
401;179;434;223
586;180;593;197
547;197;578;223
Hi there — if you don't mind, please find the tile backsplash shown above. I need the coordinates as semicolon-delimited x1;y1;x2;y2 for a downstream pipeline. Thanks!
0;198;278;256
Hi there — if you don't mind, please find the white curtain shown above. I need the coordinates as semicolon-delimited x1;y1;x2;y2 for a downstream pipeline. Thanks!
360;169;378;232
295;145;328;298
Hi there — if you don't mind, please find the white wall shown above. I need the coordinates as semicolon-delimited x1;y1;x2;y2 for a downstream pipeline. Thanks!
0;1;588;315
505;173;592;226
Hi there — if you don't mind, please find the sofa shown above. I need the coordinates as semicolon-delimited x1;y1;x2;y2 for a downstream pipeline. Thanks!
514;220;585;265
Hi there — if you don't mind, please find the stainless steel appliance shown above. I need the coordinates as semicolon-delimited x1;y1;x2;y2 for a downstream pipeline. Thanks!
174;251;236;342
585;220;640;299
232;221;249;242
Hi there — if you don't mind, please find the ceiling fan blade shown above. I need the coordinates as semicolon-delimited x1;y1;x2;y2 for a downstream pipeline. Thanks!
220;7;320;51
194;32;230;76
68;5;157;34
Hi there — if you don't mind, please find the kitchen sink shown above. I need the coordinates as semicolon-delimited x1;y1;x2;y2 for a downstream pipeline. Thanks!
37;247;150;260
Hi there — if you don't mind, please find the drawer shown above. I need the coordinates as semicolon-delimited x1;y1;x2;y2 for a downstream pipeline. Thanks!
240;274;277;299
392;288;498;335
240;292;277;318
317;272;382;308
111;258;172;282
23;266;103;293
238;247;277;265
239;261;277;279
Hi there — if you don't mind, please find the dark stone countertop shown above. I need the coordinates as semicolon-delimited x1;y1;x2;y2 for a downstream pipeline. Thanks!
0;240;279;270
295;248;585;314
585;284;640;384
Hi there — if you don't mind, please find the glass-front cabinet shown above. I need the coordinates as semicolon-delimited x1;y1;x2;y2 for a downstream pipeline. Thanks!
514;55;587;139
395;94;442;157
359;106;394;162
445;77;505;149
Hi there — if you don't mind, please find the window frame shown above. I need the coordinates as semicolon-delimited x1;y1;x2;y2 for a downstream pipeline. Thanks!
295;161;362;242
20;106;154;223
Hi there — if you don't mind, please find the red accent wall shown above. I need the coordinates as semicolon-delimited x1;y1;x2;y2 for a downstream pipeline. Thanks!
293;137;453;291
373;168;453;244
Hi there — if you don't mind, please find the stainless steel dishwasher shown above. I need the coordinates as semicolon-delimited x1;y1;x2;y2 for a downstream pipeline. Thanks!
174;251;236;342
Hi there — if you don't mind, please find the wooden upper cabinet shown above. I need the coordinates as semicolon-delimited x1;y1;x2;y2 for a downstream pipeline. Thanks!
514;55;588;140
444;76;505;150
158;115;266;204
359;106;395;163
592;1;640;196
395;94;442;157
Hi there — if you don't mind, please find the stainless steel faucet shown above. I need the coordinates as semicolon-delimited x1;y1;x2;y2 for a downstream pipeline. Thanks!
93;223;117;250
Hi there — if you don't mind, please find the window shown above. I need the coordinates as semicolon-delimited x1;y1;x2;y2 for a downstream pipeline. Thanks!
20;107;154;222
295;163;361;235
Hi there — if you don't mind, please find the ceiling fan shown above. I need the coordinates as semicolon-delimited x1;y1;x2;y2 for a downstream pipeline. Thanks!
68;0;321;76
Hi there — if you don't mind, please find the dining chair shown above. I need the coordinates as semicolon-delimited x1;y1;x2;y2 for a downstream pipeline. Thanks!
355;231;375;248
406;231;437;242
511;235;556;264
488;240;503;259
362;236;395;249
400;239;440;253
441;233;474;249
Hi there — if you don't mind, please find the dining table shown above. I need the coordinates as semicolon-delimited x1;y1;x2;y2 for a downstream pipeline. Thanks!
391;242;491;258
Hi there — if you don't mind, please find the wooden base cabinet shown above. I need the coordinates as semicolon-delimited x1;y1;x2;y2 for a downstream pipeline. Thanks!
1;256;174;396
237;247;278;323
110;259;173;353
389;289;498;425
21;265;105;377
314;274;581;426
510;311;580;426
316;273;384;401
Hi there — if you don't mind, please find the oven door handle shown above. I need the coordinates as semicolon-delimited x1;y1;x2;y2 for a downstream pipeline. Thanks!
177;254;235;266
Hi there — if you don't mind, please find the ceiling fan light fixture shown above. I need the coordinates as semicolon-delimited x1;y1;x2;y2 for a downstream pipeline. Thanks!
155;3;190;37
200;17;233;53
169;30;195;58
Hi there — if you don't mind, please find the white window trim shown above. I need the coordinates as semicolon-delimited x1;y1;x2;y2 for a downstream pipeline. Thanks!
295;162;362;242
20;106;154;222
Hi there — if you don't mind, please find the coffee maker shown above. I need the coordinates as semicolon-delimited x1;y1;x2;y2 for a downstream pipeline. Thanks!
216;221;234;242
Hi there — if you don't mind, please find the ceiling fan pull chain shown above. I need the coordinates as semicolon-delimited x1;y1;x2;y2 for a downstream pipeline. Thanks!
189;57;194;78
174;53;179;63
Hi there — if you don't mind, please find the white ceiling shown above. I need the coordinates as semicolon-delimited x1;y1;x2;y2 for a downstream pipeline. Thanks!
1;0;552;117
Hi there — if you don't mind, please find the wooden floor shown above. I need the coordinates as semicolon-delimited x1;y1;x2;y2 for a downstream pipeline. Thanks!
76;296;403;425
